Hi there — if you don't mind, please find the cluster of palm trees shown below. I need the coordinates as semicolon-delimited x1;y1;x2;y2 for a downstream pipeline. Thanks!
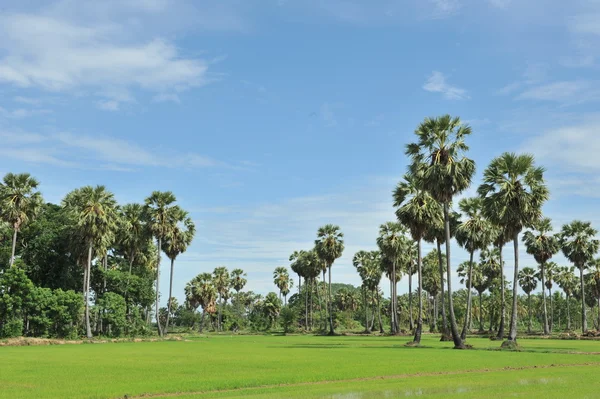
0;173;195;338
350;115;600;348
185;267;247;331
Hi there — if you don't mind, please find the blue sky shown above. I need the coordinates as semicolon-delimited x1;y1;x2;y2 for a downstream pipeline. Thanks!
1;0;599;302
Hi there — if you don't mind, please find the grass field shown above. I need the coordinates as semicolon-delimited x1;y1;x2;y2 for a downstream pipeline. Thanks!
2;334;600;399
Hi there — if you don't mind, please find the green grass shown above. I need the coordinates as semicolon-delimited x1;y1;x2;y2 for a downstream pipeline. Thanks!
2;334;600;399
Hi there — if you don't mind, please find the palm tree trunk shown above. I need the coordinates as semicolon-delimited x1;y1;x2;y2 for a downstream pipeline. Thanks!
305;279;308;330
413;238;423;344
437;239;449;338
85;243;93;339
284;294;287;306
328;266;334;335
199;310;206;333
155;238;163;337
461;250;475;340
391;260;397;334
443;203;464;348
540;262;550;335
507;232;520;342
567;294;571;330
218;292;222;332
394;277;399;333
165;258;175;335
389;279;394;334
363;287;369;333
496;244;506;340
408;270;414;331
549;287;554;332
579;265;587;333
377;290;384;333
479;292;484;332
10;227;18;267
432;296;438;332
527;293;532;334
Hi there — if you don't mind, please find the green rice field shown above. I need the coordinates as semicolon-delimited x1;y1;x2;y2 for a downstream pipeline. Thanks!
2;335;600;398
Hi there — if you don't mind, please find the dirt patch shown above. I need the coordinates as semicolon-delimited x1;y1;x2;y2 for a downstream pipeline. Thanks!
120;362;600;399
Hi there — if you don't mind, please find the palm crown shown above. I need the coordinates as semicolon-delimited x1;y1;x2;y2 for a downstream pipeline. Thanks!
314;224;344;266
559;221;600;269
523;217;560;265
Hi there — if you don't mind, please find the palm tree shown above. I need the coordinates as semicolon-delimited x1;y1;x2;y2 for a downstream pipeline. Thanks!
62;185;119;338
559;221;599;334
556;266;578;331
455;197;492;340
273;267;293;305
186;273;217;332
162;209;195;334
376;222;407;334
587;259;600;330
478;153;549;345
543;261;559;332
144;191;182;337
315;224;344;335
423;249;445;333
289;251;304;295
471;260;491;332
394;172;442;345
0;173;43;267
480;247;502;332
406;115;475;349
231;269;248;293
118;204;149;276
212;266;230;331
518;267;538;334
488;226;511;339
523;217;559;335
353;250;373;333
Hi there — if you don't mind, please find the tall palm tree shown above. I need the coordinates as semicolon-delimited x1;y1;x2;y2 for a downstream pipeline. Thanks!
212;266;230;331
471;259;491;332
162;209;195;334
62;185;119;338
423;249;445;333
523;217;559;335
478;153;549;345
231;269;248;293
376;221;407;334
186;272;217;332
518;267;538;334
289;251;305;295
144;191;182;337
543;261;559;332
303;249;323;330
480;246;502;332
0;173;43;267
488;226;511;339
273;266;293;305
315;224;344;335
394;172;442;345
354;250;374;333
559;221;599;334
556;266;578;331
118;204;149;276
406;115;475;349
455;197;492;340
587;259;600;330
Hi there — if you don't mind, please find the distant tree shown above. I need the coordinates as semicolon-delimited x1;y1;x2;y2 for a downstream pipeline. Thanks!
212;266;230;332
315;224;344;335
556;266;578;331
231;269;248;293
518;267;538;334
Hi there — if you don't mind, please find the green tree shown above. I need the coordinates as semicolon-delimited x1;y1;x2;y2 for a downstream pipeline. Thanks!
315;224;344;335
394;172;442;344
455;197;492;340
559;221;599;333
0;173;43;267
423;249;445;333
478;153;549;345
231;269;248;293
144;191;182;337
63;185;119;339
556;266;578;331
523;217;560;335
162;209;195;334
212;266;230;331
186;273;217;332
376;222;407;334
273;266;293;305
543;261;559;332
406;115;475;349
262;292;282;329
518;267;538;334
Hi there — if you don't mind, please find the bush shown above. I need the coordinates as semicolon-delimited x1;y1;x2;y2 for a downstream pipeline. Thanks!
280;306;297;334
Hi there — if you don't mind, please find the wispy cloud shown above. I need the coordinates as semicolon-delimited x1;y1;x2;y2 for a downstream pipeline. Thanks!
518;81;600;104
423;71;469;100
429;0;462;19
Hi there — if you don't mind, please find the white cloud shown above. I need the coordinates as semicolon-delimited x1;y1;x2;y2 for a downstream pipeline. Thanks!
569;13;600;36
423;71;469;100
518;81;600;104
152;93;181;103
97;100;120;111
0;12;209;108
429;0;462;19
0;107;52;119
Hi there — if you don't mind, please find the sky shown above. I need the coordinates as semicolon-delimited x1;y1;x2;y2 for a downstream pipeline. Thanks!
1;0;600;303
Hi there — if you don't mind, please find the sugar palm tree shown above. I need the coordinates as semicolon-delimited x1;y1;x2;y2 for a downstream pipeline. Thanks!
212;266;230;331
559;221;599;333
62;185;119;338
394;172;442;344
455;197;492;340
0;173;44;267
118;204;149;275
471;260;490;332
315;224;344;335
523;217;559;335
231;269;248;293
488;226;511;339
162;209;195;334
353;250;373;333
376;221;407;334
144;191;182;337
543;261;559;332
556;266;578;331
423;249;445;333
289;251;305;295
480;246;502;332
478;153;548;345
406;115;475;349
518;267;538;334
186;273;218;332
273;266;293;305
